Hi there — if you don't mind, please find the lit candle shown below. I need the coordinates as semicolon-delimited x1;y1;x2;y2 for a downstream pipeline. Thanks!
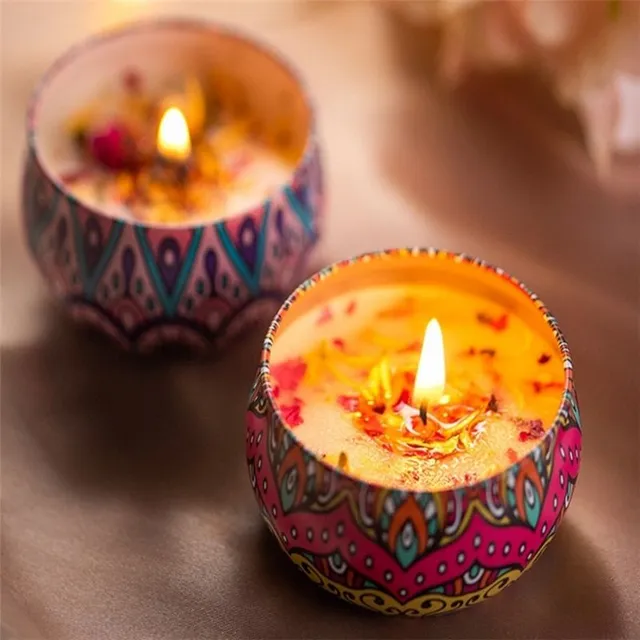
268;253;565;492
412;318;446;408
156;106;192;164
61;68;302;224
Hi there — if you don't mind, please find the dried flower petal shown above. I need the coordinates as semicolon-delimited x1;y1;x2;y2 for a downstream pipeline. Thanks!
364;417;384;438
538;353;552;364
316;306;333;325
378;297;415;318
400;340;422;353
89;122;139;170
337;394;359;412
271;357;307;392
281;403;303;427
515;418;545;441
477;312;509;331
345;300;357;315
123;69;142;93
532;380;564;394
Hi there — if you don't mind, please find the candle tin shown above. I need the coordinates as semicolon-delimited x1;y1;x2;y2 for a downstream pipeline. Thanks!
22;19;322;352
246;248;582;616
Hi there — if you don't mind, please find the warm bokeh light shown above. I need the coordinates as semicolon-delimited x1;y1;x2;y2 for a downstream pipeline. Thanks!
157;107;191;162
413;318;446;407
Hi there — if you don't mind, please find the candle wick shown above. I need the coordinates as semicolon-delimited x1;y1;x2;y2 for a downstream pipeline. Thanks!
419;403;428;425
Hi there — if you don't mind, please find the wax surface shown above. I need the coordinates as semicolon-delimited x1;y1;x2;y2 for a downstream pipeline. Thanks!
270;285;564;492
63;135;293;224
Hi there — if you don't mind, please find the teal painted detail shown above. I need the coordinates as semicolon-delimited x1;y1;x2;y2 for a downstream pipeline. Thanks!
135;226;203;317
427;518;438;537
429;585;445;594
70;202;124;299
569;392;582;429
468;564;481;578
28;180;60;254
135;278;144;294
523;478;542;527
279;468;296;512
214;202;271;296
283;186;314;238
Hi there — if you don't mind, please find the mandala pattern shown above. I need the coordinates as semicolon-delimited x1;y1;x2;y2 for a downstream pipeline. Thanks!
246;249;582;616
21;140;323;352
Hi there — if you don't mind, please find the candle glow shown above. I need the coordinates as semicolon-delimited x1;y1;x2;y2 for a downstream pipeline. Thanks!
413;318;446;407
157;107;191;162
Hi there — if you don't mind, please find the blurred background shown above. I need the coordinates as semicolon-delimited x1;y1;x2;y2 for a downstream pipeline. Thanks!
2;2;639;639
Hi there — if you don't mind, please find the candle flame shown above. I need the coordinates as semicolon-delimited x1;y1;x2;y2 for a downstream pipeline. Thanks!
413;318;446;407
157;107;191;162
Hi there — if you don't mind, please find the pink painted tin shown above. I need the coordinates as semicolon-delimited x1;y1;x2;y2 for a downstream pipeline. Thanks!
22;19;323;352
246;248;582;615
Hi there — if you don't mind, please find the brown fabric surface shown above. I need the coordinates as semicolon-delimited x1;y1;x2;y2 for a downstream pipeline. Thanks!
2;4;639;639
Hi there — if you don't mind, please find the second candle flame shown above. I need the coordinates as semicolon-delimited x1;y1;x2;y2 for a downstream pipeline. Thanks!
413;318;446;407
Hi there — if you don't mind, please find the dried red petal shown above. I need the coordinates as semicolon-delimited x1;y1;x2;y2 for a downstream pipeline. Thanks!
493;314;508;331
60;169;89;185
507;447;518;463
331;338;346;351
363;416;384;437
89;122;139;170
538;353;552;364
271;357;307;392
123;69;142;92
393;388;410;410
316;306;333;325
272;385;281;398
400;340;422;353
281;404;303;427
532;380;563;394
404;371;416;387
464;472;477;484
345;300;357;315
477;312;509;332
337;394;359;412
516;418;545;441
379;298;414;318
466;347;477;356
